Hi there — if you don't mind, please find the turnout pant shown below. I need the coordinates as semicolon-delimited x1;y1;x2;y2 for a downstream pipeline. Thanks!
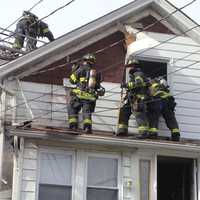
148;98;180;136
68;96;96;129
117;101;149;135
13;21;27;49
13;21;37;51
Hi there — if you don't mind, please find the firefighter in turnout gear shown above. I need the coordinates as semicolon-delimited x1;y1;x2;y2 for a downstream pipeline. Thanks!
116;58;149;138
68;53;105;133
13;11;54;51
147;77;180;141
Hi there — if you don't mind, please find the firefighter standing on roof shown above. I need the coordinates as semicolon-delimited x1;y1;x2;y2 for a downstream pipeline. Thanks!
13;11;54;51
147;77;180;141
116;58;150;138
68;53;105;133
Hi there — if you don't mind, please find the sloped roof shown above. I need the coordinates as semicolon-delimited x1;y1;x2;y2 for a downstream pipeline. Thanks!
0;0;200;81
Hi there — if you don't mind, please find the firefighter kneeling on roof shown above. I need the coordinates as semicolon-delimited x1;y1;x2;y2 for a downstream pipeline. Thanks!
116;58;149;139
147;77;180;141
68;53;105;133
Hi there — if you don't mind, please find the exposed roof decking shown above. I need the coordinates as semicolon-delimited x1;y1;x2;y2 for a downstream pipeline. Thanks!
1;0;200;81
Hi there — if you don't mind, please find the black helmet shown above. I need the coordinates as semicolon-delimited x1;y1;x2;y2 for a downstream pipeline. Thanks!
82;53;96;64
23;11;38;21
126;57;139;66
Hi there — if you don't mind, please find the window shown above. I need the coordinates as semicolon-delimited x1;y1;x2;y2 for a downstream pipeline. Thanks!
138;60;167;79
139;160;150;200
126;59;167;82
38;152;73;200
86;156;119;200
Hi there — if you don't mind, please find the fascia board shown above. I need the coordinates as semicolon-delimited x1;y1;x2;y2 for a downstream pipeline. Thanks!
153;0;200;43
10;129;200;153
0;0;153;80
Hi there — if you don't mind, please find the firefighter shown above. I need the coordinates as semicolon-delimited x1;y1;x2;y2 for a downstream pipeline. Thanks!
116;58;150;139
13;11;54;51
68;53;105;133
26;20;54;51
147;77;180;141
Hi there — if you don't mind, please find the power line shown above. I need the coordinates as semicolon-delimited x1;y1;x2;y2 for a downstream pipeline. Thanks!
3;59;125;115
18;77;200;129
136;0;197;34
0;0;76;44
0;27;47;44
23;0;198;78
13;29;200;120
34;0;76;25
135;26;200;58
4;72;200;129
1;0;200;123
0;0;44;35
0;0;195;61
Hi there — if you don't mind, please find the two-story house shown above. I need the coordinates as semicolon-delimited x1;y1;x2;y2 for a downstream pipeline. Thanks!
1;0;200;200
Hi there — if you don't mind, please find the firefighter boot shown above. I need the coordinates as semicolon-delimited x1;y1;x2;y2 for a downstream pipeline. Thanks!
136;131;150;139
69;123;78;131
115;127;128;136
171;132;180;141
148;128;158;139
84;124;92;134
148;133;158;139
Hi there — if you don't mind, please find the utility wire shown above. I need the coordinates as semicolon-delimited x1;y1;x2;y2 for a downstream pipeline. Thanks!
32;0;76;25
1;0;200;120
19;78;200;129
3;59;125;114
23;0;198;78
0;0;195;60
4;74;200;127
0;27;47;44
136;0;197;34
0;0;76;44
0;0;44;35
13;30;200;121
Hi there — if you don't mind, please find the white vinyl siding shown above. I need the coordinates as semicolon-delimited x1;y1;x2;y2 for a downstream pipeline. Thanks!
13;32;200;139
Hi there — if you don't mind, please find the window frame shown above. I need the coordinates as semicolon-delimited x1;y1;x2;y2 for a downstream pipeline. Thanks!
84;152;122;200
128;56;171;85
36;148;75;200
139;159;151;200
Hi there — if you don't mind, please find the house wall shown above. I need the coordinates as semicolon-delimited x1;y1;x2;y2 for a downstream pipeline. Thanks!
138;32;200;139
18;139;135;200
11;32;200;139
15;138;200;200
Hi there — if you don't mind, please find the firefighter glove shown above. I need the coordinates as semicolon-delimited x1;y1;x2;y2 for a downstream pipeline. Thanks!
97;87;105;96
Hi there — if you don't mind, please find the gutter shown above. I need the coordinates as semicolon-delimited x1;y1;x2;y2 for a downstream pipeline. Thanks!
10;129;200;153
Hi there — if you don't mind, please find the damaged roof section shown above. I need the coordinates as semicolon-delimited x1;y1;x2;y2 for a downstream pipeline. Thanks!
0;0;200;81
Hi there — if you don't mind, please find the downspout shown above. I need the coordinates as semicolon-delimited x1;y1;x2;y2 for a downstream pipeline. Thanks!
0;90;6;189
12;137;24;200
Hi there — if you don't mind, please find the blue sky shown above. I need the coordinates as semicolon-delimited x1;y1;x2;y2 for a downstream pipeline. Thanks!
0;0;200;38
